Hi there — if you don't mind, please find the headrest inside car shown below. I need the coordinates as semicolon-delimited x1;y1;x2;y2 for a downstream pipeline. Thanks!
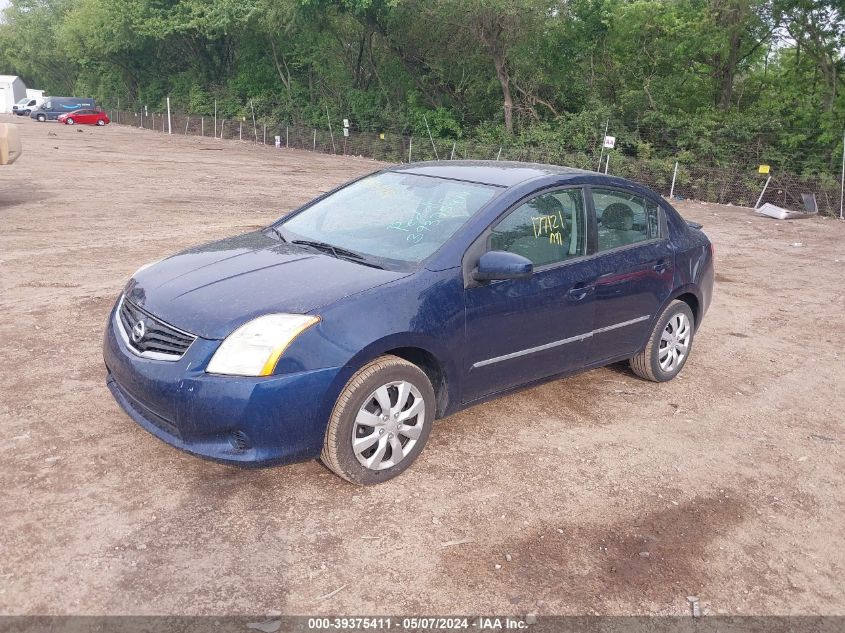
602;203;634;230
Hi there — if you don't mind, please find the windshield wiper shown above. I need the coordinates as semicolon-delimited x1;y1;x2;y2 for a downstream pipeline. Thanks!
291;239;384;269
292;239;362;259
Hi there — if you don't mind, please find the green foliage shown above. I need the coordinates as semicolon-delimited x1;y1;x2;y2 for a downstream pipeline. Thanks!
408;103;462;139
186;83;215;114
1;0;842;173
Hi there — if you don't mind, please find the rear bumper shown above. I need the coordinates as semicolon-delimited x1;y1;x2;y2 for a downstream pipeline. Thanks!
103;301;344;467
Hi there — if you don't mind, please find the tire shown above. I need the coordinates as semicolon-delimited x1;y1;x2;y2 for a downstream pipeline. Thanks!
66;118;75;125
97;119;105;126
321;355;435;485
629;300;695;382
37;114;46;122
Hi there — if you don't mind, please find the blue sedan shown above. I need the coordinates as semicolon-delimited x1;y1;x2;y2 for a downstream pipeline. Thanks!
103;161;714;484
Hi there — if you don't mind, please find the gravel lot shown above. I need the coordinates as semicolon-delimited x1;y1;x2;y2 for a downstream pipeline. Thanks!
1;114;843;616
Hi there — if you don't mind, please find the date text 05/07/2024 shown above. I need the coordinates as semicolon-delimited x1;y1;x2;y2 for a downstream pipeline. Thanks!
306;616;532;630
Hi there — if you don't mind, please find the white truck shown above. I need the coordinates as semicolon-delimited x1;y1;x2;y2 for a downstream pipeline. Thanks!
12;96;46;116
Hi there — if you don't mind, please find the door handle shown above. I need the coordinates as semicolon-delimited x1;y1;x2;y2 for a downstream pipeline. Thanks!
567;282;594;300
653;259;669;273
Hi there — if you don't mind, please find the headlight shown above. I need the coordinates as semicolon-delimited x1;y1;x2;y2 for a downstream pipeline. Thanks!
206;314;320;377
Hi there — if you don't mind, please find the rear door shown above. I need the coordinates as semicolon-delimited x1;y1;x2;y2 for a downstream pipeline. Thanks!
462;186;596;402
585;187;674;363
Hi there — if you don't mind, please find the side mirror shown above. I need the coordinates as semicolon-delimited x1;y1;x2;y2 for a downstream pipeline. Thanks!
473;250;533;282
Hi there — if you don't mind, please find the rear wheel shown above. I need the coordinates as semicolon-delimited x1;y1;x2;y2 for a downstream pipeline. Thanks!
96;119;106;126
66;118;75;125
36;114;46;122
630;300;694;382
321;355;435;485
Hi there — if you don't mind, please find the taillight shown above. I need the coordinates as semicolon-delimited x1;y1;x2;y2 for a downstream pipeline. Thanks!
710;242;715;257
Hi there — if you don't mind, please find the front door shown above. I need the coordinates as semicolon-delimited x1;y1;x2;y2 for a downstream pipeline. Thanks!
586;187;675;363
463;187;596;402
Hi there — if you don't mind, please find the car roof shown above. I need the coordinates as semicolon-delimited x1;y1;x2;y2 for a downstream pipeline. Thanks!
390;160;595;187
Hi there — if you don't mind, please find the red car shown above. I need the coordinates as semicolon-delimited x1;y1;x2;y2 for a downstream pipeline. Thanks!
57;109;110;126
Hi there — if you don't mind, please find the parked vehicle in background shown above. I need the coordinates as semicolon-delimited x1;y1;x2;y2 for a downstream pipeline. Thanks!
12;97;45;116
0;75;27;114
57;109;110;126
31;97;96;121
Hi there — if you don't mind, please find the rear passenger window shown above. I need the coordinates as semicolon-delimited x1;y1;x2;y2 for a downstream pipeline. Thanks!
593;188;661;251
490;188;586;267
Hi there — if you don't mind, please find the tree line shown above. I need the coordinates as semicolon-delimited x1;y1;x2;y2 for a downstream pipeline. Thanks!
1;0;843;174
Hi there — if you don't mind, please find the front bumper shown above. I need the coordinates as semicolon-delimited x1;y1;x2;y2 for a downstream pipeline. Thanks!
103;302;344;466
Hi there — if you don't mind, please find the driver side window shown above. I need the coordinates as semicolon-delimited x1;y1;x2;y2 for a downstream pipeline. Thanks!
490;189;586;267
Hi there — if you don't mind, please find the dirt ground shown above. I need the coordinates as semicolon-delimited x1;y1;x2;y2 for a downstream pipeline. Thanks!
1;114;843;617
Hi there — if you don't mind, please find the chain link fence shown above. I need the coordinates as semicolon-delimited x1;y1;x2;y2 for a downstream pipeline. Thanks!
110;108;843;217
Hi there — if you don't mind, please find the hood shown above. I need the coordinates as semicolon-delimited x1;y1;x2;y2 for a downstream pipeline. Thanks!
125;231;409;339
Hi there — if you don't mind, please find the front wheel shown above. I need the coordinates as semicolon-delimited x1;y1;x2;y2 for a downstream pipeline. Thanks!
36;114;46;122
96;119;106;126
321;355;435;485
629;300;695;382
66;118;75;125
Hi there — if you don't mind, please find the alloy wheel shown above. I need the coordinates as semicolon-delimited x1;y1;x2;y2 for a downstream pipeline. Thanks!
658;313;691;372
352;380;425;471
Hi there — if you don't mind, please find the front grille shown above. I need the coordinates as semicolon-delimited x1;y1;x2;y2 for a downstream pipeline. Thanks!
118;297;196;360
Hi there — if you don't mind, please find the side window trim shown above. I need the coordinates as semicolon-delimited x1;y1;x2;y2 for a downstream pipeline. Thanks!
585;186;598;256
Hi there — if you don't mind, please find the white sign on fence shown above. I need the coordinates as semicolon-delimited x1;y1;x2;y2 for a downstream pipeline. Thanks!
343;128;350;137
343;119;349;128
275;135;281;148
603;135;616;149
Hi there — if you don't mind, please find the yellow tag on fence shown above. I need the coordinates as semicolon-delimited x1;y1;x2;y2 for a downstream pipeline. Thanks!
758;164;770;174
379;133;385;140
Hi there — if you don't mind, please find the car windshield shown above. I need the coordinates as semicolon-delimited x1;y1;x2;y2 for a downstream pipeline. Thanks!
277;172;500;267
